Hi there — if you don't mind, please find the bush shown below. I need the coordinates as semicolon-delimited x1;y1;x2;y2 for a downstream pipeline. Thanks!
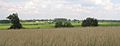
55;21;63;27
54;18;73;28
64;21;73;27
81;17;98;27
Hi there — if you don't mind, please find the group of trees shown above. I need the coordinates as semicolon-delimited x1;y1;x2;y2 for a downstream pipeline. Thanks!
54;18;73;27
81;17;98;27
7;13;98;29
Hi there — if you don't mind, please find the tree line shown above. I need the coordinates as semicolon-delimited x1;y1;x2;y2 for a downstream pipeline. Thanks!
4;13;100;29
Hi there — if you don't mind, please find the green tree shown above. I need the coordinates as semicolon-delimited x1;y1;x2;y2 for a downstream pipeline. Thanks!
54;18;73;28
7;13;23;29
55;21;63;27
81;17;98;27
64;21;73;27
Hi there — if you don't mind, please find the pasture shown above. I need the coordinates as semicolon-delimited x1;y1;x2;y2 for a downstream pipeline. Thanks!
0;27;120;46
0;21;77;30
0;21;120;30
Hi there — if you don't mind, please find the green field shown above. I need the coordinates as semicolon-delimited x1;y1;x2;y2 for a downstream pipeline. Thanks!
0;21;120;30
98;22;120;26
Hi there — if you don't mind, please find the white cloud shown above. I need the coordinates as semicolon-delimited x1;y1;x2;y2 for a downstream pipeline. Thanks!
0;0;120;20
89;0;112;5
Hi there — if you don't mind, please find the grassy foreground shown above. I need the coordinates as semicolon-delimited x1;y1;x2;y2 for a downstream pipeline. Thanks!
0;27;120;46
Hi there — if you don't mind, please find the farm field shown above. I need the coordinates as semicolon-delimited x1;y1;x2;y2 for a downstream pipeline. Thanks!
0;21;120;30
0;21;78;30
0;26;120;46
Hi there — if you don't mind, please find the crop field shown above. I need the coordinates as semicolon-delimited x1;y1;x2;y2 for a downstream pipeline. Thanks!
0;27;120;46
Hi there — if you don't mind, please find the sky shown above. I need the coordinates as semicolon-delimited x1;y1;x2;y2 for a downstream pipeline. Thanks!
0;0;120;20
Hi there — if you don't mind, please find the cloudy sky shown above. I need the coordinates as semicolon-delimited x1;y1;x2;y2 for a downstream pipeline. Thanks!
0;0;120;20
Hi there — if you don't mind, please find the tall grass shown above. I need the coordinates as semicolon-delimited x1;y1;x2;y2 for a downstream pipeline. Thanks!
0;27;120;46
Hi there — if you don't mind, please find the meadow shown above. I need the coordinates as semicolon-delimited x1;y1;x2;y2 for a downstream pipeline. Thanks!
0;21;76;30
0;27;120;46
0;21;120;46
0;21;120;30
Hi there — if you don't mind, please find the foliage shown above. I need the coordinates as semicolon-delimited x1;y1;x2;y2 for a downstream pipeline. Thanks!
82;17;98;27
0;20;10;23
54;18;73;28
64;21;73;27
55;21;63;27
7;13;23;29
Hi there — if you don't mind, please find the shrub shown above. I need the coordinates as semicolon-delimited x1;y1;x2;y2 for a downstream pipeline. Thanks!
64;21;73;27
81;17;98;27
54;18;73;28
55;21;63;27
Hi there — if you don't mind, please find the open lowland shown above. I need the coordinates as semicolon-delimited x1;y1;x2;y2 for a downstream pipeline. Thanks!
0;21;120;30
0;26;120;46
